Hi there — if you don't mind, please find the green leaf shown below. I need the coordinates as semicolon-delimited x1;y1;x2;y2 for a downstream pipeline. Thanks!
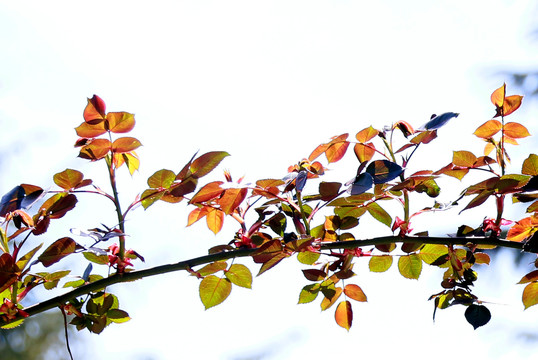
298;283;320;304
224;264;252;289
196;261;227;277
398;254;422;279
147;169;176;189
199;275;232;310
297;251;320;265
16;243;43;271
83;251;110;265
522;154;538;176
368;255;393;272
366;202;392;227
419;244;448;264
190;151;230;179
464;304;491;329
107;309;131;324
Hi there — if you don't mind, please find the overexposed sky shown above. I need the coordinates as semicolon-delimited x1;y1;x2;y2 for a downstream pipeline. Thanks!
2;1;538;359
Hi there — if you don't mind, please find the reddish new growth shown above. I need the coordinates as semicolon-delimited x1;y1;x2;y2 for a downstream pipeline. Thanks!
107;243;138;272
0;299;29;323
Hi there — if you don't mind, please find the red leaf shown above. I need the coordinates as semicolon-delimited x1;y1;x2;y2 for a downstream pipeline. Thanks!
0;253;19;294
38;237;76;267
84;95;106;124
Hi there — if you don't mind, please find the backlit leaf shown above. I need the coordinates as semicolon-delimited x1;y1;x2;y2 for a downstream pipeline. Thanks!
38;237;76;267
205;207;225;235
452;150;477;168
335;300;353;331
297;251;320;265
190;151;230;179
518;270;538;284
398;254;422;279
491;84;505;108
499;95;523;117
522;154;538;176
225;264;252;289
112;137;142;153
41;193;78;219
420;244;448;264
0;253;18;293
195;261;227;277
504;122;530;139
507;216;538;242
16;243;43;270
78;139;111;160
410;130;437;144
366;202;392;228
122;152;140;175
83;95;106;124
356;126;378;143
368;255;393;272
321;286;342;310
199;275;232;310
219;188;248;215
53;169;84;191
344;284;367;302
75;121;107;138
354;143;375;162
473;120;502;139
326;140;349;163
106;112;135;133
298;283;320;304
190;181;224;204
147;169;176;189
465;304;491;329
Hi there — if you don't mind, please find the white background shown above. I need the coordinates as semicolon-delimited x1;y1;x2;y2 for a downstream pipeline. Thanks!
2;1;538;359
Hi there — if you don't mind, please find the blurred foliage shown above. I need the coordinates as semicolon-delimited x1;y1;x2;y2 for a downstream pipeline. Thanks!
0;312;73;360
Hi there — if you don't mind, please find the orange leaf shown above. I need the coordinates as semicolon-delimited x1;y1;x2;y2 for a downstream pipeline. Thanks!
325;140;349;163
344;284;367;302
504;122;530;139
484;142;495;156
308;143;329;162
53;169;84;190
502;95;523;117
78;139;111;160
356;126;378;143
507;216;538;242
190;181;224;204
490;84;505;109
522;282;538;310
354;143;375;162
205;207;224;235
83;95;106;124
474;120;502;139
187;208;204;226
452;150;477;168
106;112;135;133
335;300;353;331
219;187;248;215
75;121;107;138
112;137;142;153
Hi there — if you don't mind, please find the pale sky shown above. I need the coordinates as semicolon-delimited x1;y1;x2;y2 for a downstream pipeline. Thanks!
2;1;538;359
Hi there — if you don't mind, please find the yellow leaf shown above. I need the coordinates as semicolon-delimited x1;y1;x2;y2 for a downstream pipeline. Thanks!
335;300;353;331
522;282;538;310
199;275;232;310
344;284;367;302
